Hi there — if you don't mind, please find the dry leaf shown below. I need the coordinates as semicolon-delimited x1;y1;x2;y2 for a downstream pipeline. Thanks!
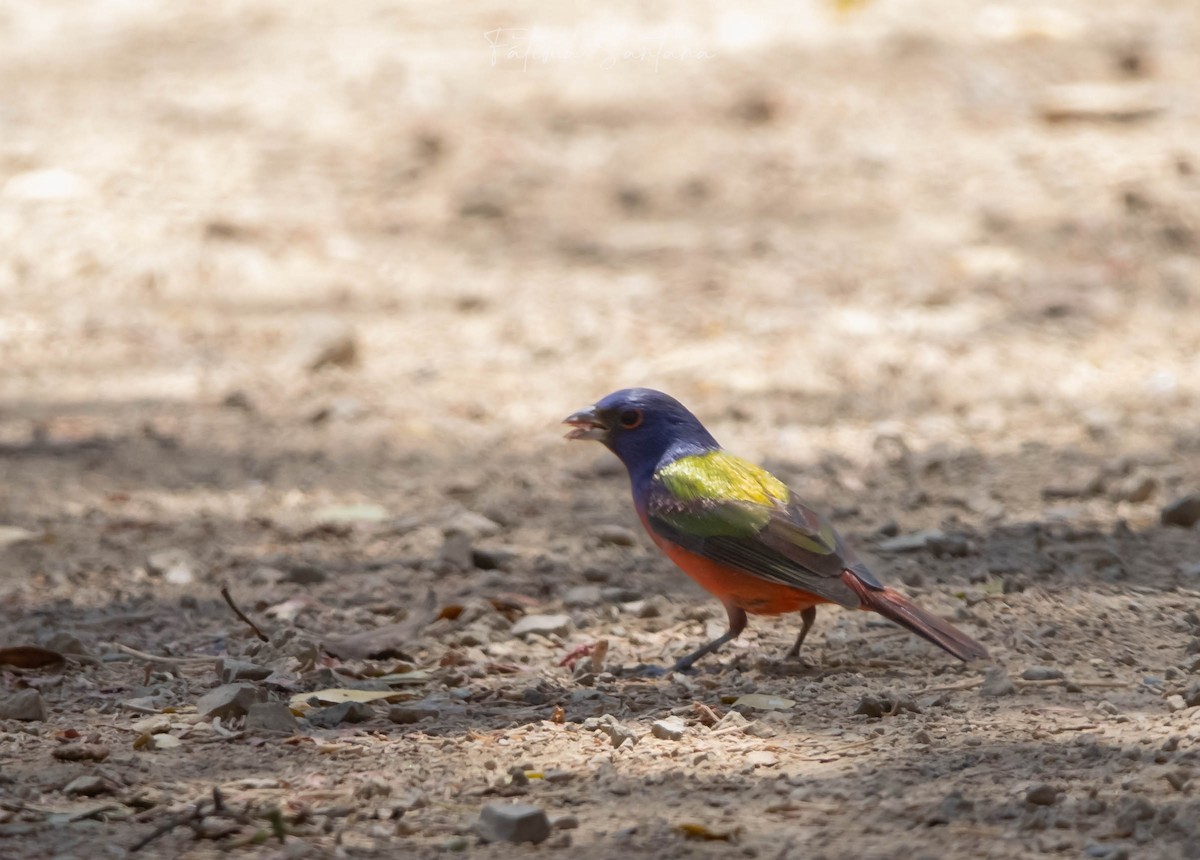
677;822;741;842
323;622;423;661
290;688;406;709
0;645;66;670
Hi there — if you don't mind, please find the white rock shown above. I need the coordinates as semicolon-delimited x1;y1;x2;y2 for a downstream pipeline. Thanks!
2;168;93;201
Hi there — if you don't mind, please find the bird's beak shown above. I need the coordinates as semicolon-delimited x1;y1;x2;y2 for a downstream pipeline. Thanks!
563;406;608;441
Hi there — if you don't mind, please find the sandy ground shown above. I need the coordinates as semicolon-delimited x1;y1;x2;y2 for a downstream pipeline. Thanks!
2;1;1200;858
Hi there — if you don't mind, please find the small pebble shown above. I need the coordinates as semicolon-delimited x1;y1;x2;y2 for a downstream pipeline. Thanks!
511;614;571;639
388;702;440;724
63;775;115;797
245;702;298;734
1025;784;1058;806
980;667;1017;698
592;525;638;546
651;718;686;741
307;701;374;728
0;689;47;722
1020;666;1064;681
1161;494;1200;528
195;684;266;720
146;548;200;585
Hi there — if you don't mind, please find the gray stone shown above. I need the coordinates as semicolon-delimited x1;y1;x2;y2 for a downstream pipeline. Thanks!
250;566;287;586
388;702;440;724
146;548;200;585
444;510;501;539
63;775;116;797
474;802;551;845
217;659;272;683
285;565;327;585
511;614;571;639
292;319;358;372
307;701;373;728
877;530;945;553
244;702;298;734
1166;694;1187;713
592;525;638;547
195;683;266;720
42;632;87;656
1109;474;1157;503
1025;784;1058;806
472;545;517;570
651;717;686;741
0;689;47;721
1184;681;1200;708
1161;495;1200;528
439;530;474;570
583;714;639;747
927;533;972;558
563;585;603;608
601;586;642;603
980;667;1017;698
1020;666;1065;681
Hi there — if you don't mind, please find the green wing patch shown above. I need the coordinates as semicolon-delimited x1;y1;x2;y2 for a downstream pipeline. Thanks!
657;451;790;506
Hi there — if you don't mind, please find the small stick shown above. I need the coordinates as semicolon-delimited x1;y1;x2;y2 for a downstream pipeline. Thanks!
130;799;209;852
110;643;212;666
923;677;1131;695
220;583;269;642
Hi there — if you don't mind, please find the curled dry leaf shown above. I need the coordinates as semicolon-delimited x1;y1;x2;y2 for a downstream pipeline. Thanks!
677;822;742;842
0;645;66;670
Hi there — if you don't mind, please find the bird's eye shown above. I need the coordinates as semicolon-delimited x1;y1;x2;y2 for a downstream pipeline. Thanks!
618;408;643;429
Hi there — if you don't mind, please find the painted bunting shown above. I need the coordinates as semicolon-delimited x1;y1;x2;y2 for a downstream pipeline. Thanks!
564;388;990;672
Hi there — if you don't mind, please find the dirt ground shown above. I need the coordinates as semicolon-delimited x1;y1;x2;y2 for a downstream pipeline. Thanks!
2;1;1200;857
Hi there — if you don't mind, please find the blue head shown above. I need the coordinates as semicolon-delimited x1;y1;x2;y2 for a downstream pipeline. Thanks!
563;388;719;484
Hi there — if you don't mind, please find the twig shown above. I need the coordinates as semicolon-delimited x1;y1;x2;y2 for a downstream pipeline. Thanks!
220;583;269;642
130;798;210;852
711;721;756;737
109;643;212;666
923;679;983;694
923;676;1132;695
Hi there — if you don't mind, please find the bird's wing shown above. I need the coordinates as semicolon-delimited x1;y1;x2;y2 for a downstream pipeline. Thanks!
645;451;881;607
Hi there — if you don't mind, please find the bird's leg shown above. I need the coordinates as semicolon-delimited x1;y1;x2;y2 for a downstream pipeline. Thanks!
786;606;818;659
671;604;748;673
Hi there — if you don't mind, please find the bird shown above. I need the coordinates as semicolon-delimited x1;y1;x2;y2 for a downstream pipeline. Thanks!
563;388;990;672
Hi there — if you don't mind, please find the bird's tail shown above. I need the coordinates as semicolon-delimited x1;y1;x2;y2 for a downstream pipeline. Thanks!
842;573;990;663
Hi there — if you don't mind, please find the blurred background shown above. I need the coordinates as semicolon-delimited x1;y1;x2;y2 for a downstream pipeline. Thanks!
3;3;1200;855
3;1;1199;503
